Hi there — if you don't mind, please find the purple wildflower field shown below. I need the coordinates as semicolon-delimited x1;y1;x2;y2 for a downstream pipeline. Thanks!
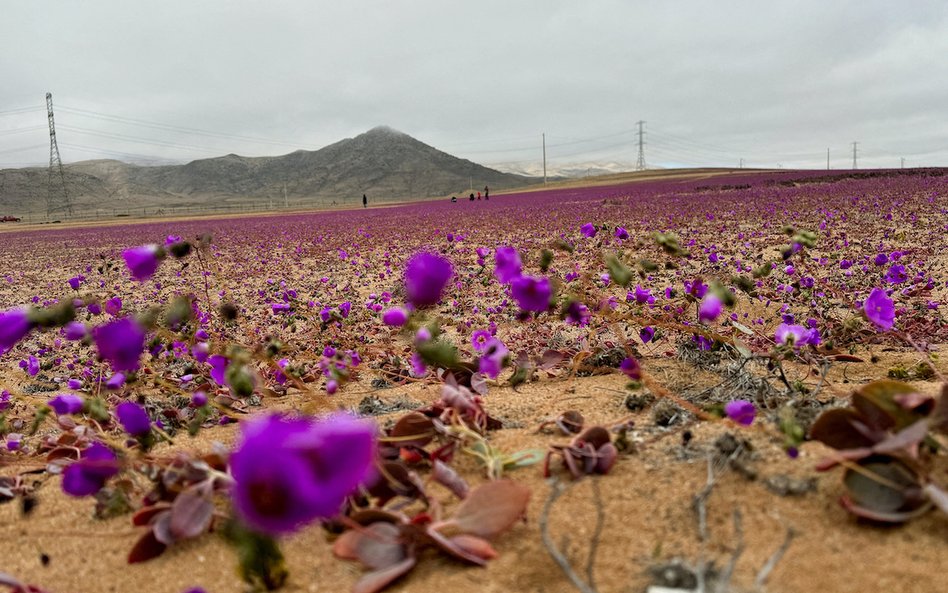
1;168;947;593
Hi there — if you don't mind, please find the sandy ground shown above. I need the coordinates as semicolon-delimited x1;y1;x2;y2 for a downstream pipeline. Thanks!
2;350;945;593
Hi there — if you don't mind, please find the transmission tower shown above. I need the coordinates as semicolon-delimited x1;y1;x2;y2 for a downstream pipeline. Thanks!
46;92;72;218
851;141;858;170
635;120;647;171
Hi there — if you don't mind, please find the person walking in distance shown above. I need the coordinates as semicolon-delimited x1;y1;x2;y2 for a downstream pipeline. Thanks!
484;185;489;200
362;194;367;208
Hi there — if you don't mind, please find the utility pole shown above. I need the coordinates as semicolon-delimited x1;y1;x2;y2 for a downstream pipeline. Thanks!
851;142;858;169
283;183;288;209
826;148;830;170
46;92;72;218
739;158;744;169
635;120;647;171
542;132;547;184
900;157;905;169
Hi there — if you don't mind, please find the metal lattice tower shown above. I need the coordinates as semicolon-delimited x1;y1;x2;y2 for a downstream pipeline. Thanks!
635;120;647;171
46;92;72;217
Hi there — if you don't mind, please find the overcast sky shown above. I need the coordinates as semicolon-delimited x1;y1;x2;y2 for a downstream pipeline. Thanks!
2;0;946;172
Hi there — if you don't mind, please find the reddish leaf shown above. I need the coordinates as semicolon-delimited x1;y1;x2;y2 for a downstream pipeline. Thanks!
839;495;931;523
448;534;498;561
354;523;407;570
152;511;176;545
132;503;171;526
539;350;566;370
449;480;531;539
828;354;864;362
842;459;920;514
469;372;488;396
169;487;214;540
353;556;417;593
922;484;948;515
332;529;363;561
871;419;929;456
931;384;948;435
809;408;875;450
425;528;491;566
127;529;168;563
432;460;469;499
853;380;920;431
390;413;435;448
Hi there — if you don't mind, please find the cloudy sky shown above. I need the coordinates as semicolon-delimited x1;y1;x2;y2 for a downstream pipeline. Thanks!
1;0;946;172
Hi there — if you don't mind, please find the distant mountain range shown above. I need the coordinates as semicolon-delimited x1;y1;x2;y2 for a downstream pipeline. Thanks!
0;126;540;217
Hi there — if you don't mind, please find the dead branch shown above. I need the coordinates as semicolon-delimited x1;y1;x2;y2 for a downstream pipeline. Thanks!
539;478;601;593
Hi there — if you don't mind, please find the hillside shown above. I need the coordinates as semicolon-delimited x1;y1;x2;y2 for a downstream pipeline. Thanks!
0;127;537;218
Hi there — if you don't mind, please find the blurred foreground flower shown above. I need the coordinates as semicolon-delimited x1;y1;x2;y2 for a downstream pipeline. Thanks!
510;275;551;312
404;252;452;308
122;244;163;281
0;308;33;352
93;317;146;372
229;413;376;535
493;246;522;284
62;442;119;497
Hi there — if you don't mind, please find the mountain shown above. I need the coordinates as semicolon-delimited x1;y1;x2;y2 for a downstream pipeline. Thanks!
0;126;538;217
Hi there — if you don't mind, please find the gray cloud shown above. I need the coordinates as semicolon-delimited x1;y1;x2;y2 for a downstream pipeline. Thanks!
1;0;946;171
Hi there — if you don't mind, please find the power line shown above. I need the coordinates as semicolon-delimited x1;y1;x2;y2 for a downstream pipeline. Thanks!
56;104;317;150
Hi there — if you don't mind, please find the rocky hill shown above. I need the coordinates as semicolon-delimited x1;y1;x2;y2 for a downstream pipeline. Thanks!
0;127;537;218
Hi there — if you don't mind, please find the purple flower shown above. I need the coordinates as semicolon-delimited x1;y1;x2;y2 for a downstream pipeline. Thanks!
775;323;809;347
471;329;493;352
105;372;126;390
191;391;208;407
493;246;523;284
61;442;119;497
229;413;376;535
510;275;552;312
104;297;123;317
698;294;722;323
0;308;33;351
48;394;84;415
619;357;641;380
122;244;163;281
404;252;453;308
863;287;895;330
410;351;427;377
724;400;756;426
639;326;655;343
632;285;654;305
381;307;408;326
338;301;352;318
685;279;708;299
63;321;87;341
839;259;852;270
67;276;82;290
116;401;151;436
208;355;229;385
27;355;39;376
271;303;291;314
478;338;509;379
615;226;629;240
93;318;146;372
563;301;590;327
885;264;907;284
187;341;208;364
873;253;889;266
580;223;597;238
